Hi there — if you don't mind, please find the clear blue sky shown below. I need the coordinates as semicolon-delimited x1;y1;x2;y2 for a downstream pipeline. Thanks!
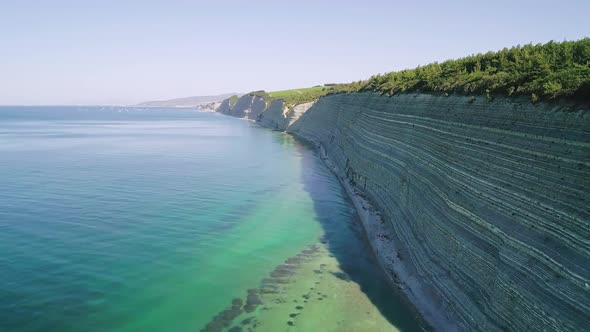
1;0;588;105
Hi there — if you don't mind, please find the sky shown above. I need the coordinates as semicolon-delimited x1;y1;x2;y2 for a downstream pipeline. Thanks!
0;0;588;105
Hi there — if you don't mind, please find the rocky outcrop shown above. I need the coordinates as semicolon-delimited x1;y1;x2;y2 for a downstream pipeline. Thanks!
287;101;316;128
257;100;316;131
217;91;590;331
217;94;266;120
196;101;221;112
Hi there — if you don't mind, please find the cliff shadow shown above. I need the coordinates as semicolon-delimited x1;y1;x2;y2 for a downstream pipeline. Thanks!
289;134;426;332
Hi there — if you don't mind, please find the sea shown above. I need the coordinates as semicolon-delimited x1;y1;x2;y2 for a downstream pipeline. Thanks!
0;106;422;332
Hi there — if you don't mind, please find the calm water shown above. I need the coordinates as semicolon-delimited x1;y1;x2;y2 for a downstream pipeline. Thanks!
0;106;422;331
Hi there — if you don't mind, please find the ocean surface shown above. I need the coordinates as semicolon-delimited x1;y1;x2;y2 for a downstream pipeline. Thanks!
0;106;422;331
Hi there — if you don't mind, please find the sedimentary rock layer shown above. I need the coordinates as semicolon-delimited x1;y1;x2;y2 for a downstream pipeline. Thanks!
285;93;590;331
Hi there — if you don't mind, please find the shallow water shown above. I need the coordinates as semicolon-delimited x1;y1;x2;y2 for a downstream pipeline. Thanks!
0;106;423;331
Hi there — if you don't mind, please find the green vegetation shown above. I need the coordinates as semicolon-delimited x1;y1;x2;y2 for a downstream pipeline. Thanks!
247;86;339;108
358;38;590;101
268;86;326;99
236;39;588;110
268;86;333;106
229;95;239;107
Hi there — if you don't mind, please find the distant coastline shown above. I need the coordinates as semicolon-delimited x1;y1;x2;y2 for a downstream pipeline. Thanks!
134;93;241;108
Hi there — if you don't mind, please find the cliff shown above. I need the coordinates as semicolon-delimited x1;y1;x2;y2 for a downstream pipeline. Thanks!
216;94;267;120
258;100;316;130
257;100;286;129
218;92;590;331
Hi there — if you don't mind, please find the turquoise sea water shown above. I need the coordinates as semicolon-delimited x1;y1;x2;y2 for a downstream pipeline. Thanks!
0;106;422;331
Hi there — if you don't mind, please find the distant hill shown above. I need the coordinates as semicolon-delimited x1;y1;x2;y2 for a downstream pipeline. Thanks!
135;93;241;107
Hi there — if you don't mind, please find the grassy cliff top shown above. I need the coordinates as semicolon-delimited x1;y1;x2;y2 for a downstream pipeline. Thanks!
247;86;339;108
268;86;326;99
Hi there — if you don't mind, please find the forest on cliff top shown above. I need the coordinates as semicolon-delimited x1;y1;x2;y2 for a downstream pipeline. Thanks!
241;38;589;107
348;38;590;101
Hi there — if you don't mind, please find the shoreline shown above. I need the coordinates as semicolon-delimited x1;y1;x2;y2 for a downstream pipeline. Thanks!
312;141;458;332
215;109;457;330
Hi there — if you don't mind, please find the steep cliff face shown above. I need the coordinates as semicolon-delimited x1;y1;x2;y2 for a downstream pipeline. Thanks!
285;93;590;331
257;100;315;131
216;98;232;114
217;94;266;120
287;101;316;128
258;100;286;130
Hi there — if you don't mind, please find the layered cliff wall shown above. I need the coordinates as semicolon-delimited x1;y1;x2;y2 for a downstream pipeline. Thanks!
219;92;590;331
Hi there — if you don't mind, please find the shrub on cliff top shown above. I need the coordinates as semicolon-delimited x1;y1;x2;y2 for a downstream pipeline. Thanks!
239;39;589;108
